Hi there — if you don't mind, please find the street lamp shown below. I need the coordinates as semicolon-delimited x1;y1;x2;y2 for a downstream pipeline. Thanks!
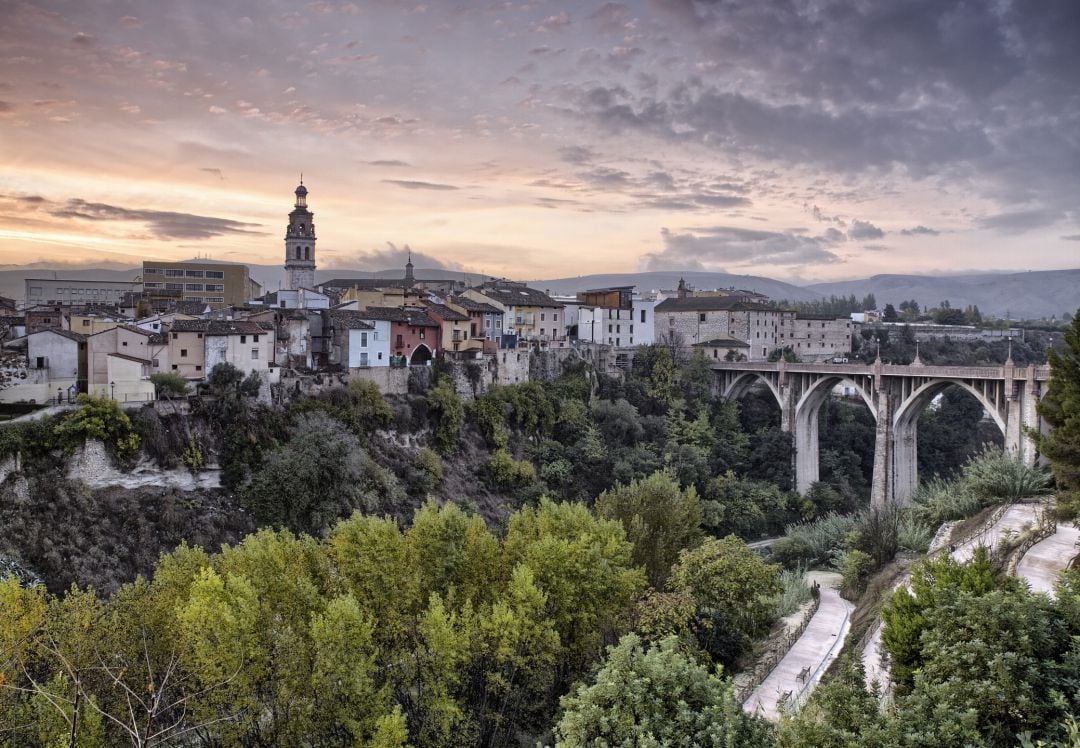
110;381;115;399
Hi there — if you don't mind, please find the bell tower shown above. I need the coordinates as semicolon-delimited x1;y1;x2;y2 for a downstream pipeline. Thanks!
284;178;316;290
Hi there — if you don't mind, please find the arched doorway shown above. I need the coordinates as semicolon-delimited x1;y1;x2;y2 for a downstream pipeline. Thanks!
409;344;432;366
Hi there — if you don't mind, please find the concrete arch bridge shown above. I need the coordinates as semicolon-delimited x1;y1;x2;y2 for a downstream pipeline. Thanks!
712;359;1051;506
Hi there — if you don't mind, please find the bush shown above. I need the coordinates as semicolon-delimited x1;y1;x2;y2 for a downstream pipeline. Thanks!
850;506;900;567
411;447;443;496
772;565;812;618
52;395;140;465
770;513;858;567
898;513;934;553
962;448;1052;501
913;476;984;524
486;448;537;490
837;549;875;597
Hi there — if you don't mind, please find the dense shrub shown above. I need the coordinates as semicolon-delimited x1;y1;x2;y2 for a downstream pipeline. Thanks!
426;376;464;454
962;448;1052;501
770;513;858;567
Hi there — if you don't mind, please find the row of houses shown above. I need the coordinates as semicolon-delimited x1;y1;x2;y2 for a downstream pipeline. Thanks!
0;263;859;403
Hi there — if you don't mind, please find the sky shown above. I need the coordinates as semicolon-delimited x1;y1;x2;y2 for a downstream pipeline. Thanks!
1;0;1078;283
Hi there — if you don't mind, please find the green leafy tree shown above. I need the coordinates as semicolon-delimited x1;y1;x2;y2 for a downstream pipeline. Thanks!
427;375;464;454
150;371;189;398
1035;310;1080;515
242;412;378;534
553;634;772;747
669;535;780;666
882;545;998;688
595;471;703;588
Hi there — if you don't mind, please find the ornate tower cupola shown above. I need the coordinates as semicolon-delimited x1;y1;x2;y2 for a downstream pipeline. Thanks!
284;178;316;291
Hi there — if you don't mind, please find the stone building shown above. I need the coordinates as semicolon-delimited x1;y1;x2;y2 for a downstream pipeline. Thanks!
787;315;855;361
653;295;794;361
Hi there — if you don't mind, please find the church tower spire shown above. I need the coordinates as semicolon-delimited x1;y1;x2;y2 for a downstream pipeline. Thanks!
404;246;415;288
284;180;316;290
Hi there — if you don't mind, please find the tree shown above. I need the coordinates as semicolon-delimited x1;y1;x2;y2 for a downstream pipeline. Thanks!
150;372;189;399
553;634;771;747
1034;309;1080;515
53;395;141;464
241;412;378;534
595;471;703;589
669;536;780;666
426;376;464;454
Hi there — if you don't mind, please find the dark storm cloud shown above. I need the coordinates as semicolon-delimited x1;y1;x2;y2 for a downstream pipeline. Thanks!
553;0;1080;231
334;242;460;271
381;179;459;191
565;83;993;173
44;198;264;239
848;219;885;240
978;208;1065;234
558;145;596;164
641;225;840;271
901;225;940;236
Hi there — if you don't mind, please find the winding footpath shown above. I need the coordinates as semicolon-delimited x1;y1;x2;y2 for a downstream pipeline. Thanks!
862;502;1062;694
1016;521;1080;596
743;571;853;720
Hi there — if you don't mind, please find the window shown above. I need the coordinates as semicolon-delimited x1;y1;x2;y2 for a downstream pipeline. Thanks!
205;284;224;292
122;341;128;347
197;333;203;339
152;359;159;367
496;319;502;329
396;334;403;346
240;335;246;344
165;269;185;277
166;283;184;291
361;332;368;346
82;319;90;327
35;356;45;369
207;297;224;303
640;309;646;323
171;364;178;370
195;365;202;371
172;333;178;340
608;324;613;333
699;312;706;322
553;313;558;322
541;313;545;321
145;267;163;275
251;348;259;360
185;270;204;278
144;282;162;289
630;324;634;333
378;352;383;360
419;330;425;339
185;283;203;291
180;349;188;357
205;270;224;279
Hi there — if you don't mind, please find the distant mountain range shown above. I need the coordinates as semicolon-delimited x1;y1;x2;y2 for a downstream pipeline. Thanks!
1;264;1076;320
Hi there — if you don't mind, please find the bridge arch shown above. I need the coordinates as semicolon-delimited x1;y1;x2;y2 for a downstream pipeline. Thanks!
792;376;878;494
891;378;1007;505
721;371;783;412
893;378;1006;436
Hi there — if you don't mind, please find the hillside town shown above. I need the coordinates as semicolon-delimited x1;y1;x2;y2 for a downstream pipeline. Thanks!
0;182;1020;404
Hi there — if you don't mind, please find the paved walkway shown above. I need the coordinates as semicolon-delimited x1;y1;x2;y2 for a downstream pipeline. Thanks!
744;571;853;720
1017;522;1080;596
861;503;1042;694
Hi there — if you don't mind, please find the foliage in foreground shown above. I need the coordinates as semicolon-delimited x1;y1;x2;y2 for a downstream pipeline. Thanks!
554;634;772;747
914;448;1052;524
1035;309;1080;515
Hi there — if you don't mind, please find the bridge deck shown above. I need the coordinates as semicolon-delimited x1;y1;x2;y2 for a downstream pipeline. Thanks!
710;361;1050;380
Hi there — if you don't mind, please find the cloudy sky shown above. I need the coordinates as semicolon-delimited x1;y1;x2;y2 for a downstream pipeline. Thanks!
1;0;1078;282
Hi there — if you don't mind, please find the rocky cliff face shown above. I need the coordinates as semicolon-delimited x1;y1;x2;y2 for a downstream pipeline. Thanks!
0;440;251;595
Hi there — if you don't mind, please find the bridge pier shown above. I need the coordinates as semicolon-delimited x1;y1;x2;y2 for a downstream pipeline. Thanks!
870;388;894;508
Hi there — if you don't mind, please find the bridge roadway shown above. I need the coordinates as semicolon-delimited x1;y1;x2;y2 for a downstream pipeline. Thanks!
710;359;1050;506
